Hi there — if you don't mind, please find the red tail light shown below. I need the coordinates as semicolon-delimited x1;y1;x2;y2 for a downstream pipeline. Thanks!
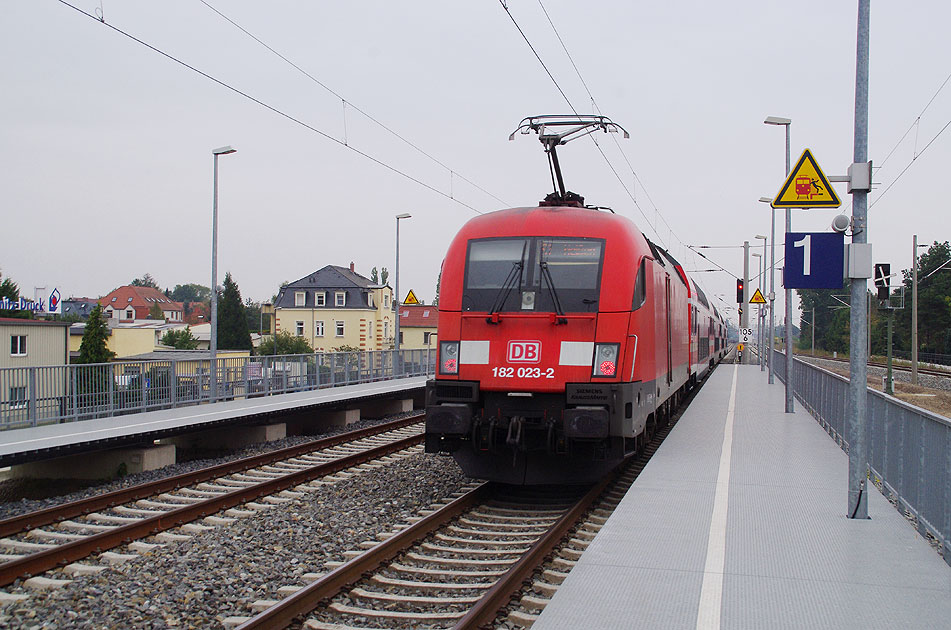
599;360;616;376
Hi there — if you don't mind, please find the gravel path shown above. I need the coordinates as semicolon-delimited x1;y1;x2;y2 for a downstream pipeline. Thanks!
0;450;470;629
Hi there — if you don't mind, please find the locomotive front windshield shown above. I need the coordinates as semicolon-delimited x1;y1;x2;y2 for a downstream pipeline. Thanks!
463;237;604;313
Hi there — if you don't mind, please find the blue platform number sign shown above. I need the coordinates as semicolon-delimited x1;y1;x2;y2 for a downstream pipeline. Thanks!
784;232;845;289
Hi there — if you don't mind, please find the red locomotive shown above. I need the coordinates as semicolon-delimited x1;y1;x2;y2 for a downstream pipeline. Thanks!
425;117;728;484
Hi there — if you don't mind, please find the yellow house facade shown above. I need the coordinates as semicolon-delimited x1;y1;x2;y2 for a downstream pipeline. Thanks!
274;265;395;352
397;305;439;350
69;321;189;361
1;318;70;425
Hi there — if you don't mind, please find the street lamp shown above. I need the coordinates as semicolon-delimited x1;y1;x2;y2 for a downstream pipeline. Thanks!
394;213;412;375
759;197;777;385
764;115;793;412
752;252;763;370
211;145;236;400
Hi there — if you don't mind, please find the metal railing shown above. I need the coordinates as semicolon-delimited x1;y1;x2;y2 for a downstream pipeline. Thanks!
776;354;951;567
0;349;435;431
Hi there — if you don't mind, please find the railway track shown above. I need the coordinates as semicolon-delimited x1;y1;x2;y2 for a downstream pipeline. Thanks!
232;391;687;630
0;414;425;589
802;354;951;379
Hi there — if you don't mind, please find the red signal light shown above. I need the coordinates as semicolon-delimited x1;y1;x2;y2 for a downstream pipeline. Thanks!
736;279;745;303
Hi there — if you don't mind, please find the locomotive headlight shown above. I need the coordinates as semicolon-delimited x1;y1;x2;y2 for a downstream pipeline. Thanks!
592;343;620;378
439;341;460;375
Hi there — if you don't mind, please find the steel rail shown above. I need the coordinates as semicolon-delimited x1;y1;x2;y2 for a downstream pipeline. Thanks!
453;468;618;629
235;482;493;630
0;413;423;538
0;432;423;587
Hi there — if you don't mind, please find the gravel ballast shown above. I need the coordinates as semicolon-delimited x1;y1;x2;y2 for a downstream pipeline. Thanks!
0;450;470;628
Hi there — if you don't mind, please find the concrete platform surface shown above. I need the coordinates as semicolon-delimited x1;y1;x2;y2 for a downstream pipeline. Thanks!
0;376;426;463
533;364;951;630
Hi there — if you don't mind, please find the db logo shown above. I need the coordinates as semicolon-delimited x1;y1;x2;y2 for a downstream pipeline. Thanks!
507;340;541;363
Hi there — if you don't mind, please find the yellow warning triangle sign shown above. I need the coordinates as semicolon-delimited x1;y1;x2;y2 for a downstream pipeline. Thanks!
403;289;420;305
772;148;841;208
749;288;767;304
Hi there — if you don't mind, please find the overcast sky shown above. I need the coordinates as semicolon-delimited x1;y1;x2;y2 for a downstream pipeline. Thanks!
3;1;949;327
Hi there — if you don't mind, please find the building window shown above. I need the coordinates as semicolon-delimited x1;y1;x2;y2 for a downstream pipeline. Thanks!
295;291;306;307
9;386;27;409
315;321;324;337
296;321;304;336
335;321;345;337
335;292;346;307
384;321;389;338
423;332;432;344
125;309;134;319
368;321;373;338
399;331;404;345
10;335;27;356
384;294;390;308
368;293;374;308
315;292;326;307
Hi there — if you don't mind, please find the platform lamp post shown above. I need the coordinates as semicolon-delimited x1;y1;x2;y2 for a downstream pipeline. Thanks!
758;197;778;385
764;115;793;412
210;145;237;401
754;234;768;371
394;213;412;376
752;252;763;370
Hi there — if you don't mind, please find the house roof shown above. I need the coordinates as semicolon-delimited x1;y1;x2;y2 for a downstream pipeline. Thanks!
275;265;389;310
399;305;439;327
0;317;71;327
99;286;184;313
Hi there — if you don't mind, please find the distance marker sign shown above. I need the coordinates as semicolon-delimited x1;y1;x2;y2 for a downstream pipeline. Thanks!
773;149;841;208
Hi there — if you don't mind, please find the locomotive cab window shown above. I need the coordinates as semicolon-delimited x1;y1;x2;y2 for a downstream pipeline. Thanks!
463;237;604;313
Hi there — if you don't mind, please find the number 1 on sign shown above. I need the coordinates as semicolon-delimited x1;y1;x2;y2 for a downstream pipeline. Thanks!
794;234;811;275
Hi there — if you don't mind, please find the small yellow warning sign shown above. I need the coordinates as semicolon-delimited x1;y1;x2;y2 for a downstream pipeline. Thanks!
403;289;420;305
749;289;767;304
772;149;841;208
738;344;745;352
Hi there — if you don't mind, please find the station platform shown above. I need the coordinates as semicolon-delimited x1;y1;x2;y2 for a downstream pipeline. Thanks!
0;376;426;467
534;363;951;629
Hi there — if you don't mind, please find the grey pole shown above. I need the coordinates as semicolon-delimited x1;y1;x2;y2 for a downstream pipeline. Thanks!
752;251;764;369
783;123;794;413
742;241;750;363
210;146;236;401
847;0;870;520
394;213;411;376
768;202;775;384
912;234;919;384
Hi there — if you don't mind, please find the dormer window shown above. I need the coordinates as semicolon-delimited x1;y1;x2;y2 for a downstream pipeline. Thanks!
295;291;306;307
315;292;326;307
335;292;346;307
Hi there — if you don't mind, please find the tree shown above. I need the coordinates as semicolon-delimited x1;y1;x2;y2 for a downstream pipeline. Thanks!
432;269;441;307
257;330;314;355
245;298;263;333
896;241;951;355
160;327;200;349
131;273;159;289
380;267;389;285
370;267;379;284
217;272;252;350
77;304;115;364
0;270;31;319
170;283;211;304
147;302;165;320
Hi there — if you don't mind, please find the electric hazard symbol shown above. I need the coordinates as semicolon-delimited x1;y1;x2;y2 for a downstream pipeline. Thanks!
772;149;841;208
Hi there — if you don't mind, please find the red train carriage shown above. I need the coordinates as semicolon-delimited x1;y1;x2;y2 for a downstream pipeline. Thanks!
425;115;726;484
425;203;707;483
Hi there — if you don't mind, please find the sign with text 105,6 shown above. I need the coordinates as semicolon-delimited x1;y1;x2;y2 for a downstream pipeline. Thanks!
783;232;845;289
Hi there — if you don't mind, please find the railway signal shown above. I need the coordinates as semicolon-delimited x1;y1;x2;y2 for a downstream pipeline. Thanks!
736;279;745;303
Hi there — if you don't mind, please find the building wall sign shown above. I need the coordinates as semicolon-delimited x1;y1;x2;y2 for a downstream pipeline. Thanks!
1;288;62;314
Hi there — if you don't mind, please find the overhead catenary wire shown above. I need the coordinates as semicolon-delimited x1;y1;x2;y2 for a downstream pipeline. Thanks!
55;0;485;215
498;0;677;255
198;0;510;208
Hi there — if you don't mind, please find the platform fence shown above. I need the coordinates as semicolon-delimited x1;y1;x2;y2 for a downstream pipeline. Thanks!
0;349;435;431
775;354;951;567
